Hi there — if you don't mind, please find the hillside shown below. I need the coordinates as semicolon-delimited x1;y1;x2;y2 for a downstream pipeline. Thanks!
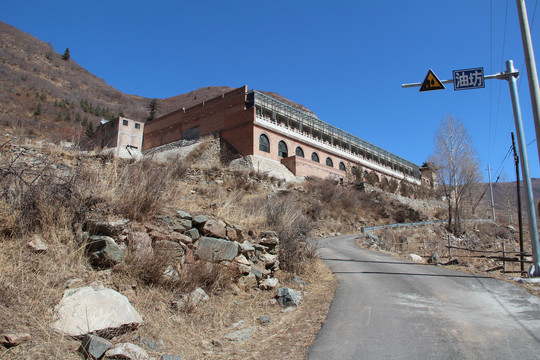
0;20;318;144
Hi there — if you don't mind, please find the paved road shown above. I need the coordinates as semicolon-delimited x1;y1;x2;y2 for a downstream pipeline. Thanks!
308;235;540;360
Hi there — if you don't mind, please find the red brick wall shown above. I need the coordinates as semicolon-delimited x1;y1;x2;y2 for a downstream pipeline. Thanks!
143;86;251;151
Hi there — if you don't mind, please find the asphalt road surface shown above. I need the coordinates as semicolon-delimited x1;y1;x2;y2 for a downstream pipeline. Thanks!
308;235;540;360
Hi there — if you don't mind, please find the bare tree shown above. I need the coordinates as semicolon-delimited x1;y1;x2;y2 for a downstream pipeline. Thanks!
429;115;481;234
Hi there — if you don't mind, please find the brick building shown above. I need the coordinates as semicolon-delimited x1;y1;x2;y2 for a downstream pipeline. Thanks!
143;86;429;186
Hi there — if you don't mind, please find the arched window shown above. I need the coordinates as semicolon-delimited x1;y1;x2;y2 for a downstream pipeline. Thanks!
295;146;305;158
351;166;357;175
339;162;346;171
278;140;288;157
326;157;333;167
259;134;270;153
311;152;320;163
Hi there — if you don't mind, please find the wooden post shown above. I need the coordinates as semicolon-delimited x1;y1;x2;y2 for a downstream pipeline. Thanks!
448;235;452;259
502;242;506;273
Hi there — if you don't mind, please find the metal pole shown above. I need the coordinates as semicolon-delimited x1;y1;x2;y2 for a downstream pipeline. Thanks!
511;132;525;273
506;60;540;277
488;164;496;221
516;0;540;167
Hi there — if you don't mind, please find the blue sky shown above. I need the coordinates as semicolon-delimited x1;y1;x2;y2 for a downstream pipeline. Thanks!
2;0;540;181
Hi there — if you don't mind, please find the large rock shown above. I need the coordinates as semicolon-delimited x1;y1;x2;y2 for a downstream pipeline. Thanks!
192;214;209;226
129;231;153;258
259;278;279;290
86;236;124;267
0;333;31;348
277;288;302;307
201;220;227;239
195;237;238;262
407;253;424;263
51;286;143;338
104;342;149;359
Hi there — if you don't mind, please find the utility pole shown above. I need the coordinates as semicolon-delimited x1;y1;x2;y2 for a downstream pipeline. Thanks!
506;60;540;277
516;0;540;167
487;164;496;221
511;132;525;273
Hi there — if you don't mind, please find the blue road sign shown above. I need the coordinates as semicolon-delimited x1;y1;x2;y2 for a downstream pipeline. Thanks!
453;67;485;90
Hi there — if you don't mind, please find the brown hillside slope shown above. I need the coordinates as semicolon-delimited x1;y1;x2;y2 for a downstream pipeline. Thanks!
0;20;318;143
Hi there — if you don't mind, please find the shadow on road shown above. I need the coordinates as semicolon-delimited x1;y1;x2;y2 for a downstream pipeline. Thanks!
322;257;429;266
332;270;493;279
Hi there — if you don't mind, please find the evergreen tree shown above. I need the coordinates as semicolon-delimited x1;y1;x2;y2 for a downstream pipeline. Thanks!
147;98;160;121
85;120;94;138
62;48;70;61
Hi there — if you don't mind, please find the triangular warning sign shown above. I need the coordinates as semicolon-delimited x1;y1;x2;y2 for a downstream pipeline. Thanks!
420;69;445;91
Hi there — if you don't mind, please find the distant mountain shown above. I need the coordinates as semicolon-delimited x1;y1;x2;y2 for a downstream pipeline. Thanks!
0;21;317;143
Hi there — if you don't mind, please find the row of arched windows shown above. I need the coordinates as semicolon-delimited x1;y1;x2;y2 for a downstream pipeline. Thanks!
259;134;346;171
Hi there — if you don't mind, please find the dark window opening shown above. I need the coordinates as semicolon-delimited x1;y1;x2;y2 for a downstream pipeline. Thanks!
259;134;270;153
339;162;346;171
134;123;140;129
296;146;305;158
278;140;288;157
311;152;320;163
326;157;333;167
122;119;128;126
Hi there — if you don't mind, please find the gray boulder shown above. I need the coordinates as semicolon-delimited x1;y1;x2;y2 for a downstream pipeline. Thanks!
172;287;209;310
186;228;200;240
86;236;124;267
195;237;238;262
51;286;143;338
154;240;185;259
277;288;302;307
428;252;440;264
176;210;192;220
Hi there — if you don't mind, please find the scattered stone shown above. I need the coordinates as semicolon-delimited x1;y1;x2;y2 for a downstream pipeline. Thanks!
129;231;153;258
104;342;149;359
201;220;227;239
192;214;209;226
226;227;237;240
277;288;302;307
407;253;424;263
79;334;112;360
27;234;48;252
259;278;279;290
172;287;209;310
238;241;255;253
65;278;84;289
195;237;238;262
291;275;306;287
173;219;193;232
211;339;222;347
237;273;258;290
0;333;31;348
51;286;143;338
86;235;124;268
234;254;251;266
365;233;379;243
140;337;165;352
172;233;193;245
258;315;271;324
186;228;200;240
224;327;254;342
176;210;192;220
163;265;180;281
259;253;277;267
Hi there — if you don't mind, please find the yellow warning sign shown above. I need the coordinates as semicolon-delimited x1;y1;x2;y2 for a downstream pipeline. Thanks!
420;69;445;91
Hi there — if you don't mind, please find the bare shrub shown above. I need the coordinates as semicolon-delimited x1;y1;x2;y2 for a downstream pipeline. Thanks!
113;159;168;221
266;196;317;274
